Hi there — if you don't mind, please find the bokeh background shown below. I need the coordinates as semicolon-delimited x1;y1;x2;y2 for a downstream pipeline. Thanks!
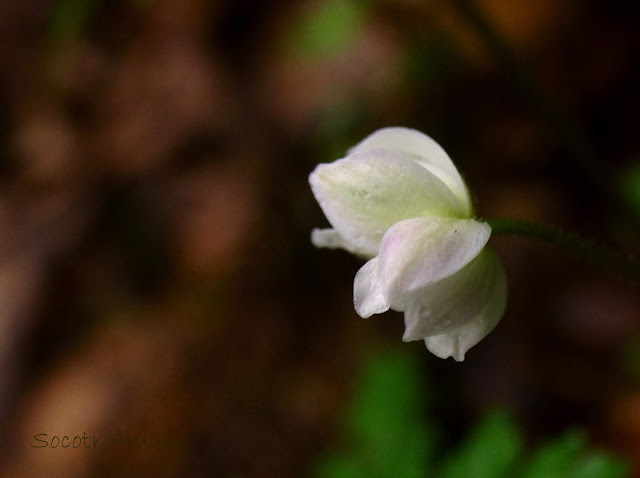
0;0;639;476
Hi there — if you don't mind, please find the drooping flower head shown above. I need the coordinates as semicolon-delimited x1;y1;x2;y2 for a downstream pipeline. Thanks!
309;127;506;361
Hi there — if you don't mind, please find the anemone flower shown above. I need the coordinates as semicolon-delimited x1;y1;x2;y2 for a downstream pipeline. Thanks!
309;127;506;361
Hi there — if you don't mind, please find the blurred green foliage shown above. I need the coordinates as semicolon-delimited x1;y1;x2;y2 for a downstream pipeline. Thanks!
618;160;640;218
619;335;640;382
287;0;367;59
48;0;152;43
316;350;629;478
315;350;435;478
48;0;102;43
518;431;627;478
438;411;522;478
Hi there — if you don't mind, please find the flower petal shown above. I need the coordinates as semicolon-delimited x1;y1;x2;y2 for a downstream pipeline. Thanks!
349;127;472;216
311;228;362;255
353;258;390;318
401;250;500;341
309;149;465;256
424;253;507;361
377;216;491;304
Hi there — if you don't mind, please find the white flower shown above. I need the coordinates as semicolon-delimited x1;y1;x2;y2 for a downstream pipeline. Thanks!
309;127;507;361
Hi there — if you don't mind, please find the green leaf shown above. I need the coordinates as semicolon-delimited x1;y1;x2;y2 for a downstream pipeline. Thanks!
314;352;630;478
348;351;425;445
438;410;523;478
315;349;435;478
314;455;365;478
520;430;629;478
520;430;586;478
572;452;630;478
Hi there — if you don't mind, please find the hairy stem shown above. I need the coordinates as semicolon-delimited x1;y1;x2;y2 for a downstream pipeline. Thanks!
488;219;640;284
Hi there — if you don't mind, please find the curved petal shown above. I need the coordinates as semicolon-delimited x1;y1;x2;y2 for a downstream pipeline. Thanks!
424;253;507;361
309;149;465;256
349;127;472;216
401;250;500;341
377;216;491;304
311;228;365;255
353;258;390;318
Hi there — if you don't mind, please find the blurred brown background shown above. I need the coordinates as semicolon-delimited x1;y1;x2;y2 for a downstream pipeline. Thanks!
0;0;639;476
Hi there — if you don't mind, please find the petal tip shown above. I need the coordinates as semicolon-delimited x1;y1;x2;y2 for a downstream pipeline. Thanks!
308;164;326;192
311;228;336;249
353;258;390;319
425;334;469;362
354;301;390;319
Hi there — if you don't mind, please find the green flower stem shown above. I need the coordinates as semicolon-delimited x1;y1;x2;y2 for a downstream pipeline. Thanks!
488;219;640;284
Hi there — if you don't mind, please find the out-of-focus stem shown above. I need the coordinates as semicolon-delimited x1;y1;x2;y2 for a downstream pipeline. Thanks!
489;218;640;284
